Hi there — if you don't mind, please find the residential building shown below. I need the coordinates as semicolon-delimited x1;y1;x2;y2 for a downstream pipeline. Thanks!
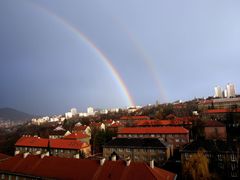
49;126;71;139
226;83;236;98
90;122;105;131
70;108;78;116
64;132;90;144
103;138;172;165
65;112;73;119
214;86;223;98
87;107;95;116
117;127;189;149
14;136;91;158
180;140;240;179
49;139;91;158
107;122;124;133
72;125;91;136
15;136;49;155
203;120;227;140
0;155;177;180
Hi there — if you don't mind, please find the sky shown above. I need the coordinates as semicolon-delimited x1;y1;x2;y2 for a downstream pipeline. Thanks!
1;0;240;115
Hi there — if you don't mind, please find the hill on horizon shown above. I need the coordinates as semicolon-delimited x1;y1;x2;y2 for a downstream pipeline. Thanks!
0;107;34;122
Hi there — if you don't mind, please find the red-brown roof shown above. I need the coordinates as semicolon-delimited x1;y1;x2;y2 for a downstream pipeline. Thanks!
118;127;189;134
0;155;176;180
90;122;102;127
120;116;150;120
203;120;225;127
49;139;89;150
109;122;124;128
205;108;240;114
64;132;89;140
73;125;89;132
15;136;49;148
134;119;192;126
0;153;10;161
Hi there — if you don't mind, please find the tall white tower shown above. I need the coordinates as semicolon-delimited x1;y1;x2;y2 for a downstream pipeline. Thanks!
71;108;78;116
214;86;223;98
226;83;236;98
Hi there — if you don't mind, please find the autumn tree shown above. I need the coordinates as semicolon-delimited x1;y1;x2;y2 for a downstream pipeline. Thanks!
182;149;211;180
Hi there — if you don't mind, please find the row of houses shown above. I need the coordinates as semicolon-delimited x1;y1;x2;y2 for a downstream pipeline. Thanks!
15;136;91;158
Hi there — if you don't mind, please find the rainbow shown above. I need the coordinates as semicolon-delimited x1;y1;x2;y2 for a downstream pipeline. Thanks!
114;20;168;102
29;2;135;107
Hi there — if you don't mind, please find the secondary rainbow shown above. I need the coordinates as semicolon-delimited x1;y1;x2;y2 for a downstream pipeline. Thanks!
30;2;135;107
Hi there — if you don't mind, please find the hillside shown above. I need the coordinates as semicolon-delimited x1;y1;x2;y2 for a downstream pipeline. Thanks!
0;108;34;122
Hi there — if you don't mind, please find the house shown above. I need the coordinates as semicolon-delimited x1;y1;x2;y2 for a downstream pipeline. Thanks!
203;120;227;140
117;127;189;149
15;136;91;158
72;125;91;136
118;116;150;125
15;136;49;155
107;122;124;133
180;140;240;179
103;119;115;127
49;139;91;158
0;155;177;180
103;138;172;165
63;132;90;144
49;126;71;139
90;122;105;131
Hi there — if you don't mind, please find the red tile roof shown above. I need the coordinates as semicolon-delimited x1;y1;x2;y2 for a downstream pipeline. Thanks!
63;132;89;140
49;139;89;150
109;122;123;128
205;108;240;114
203;120;225;127
15;136;49;148
0;155;176;180
134;119;192;126
0;153;10;161
90;122;102;127
118;127;189;134
120;116;150;120
73;125;89;132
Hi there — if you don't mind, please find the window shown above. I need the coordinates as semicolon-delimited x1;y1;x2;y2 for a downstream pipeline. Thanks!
217;154;223;161
126;148;130;152
1;174;5;180
119;148;123;152
175;139;179;142
231;154;236;161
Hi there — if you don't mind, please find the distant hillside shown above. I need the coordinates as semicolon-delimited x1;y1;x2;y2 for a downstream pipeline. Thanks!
0;108;34;122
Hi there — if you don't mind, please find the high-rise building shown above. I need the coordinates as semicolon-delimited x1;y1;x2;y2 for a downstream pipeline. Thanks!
87;107;95;116
71;108;78;116
226;83;236;98
214;86;223;98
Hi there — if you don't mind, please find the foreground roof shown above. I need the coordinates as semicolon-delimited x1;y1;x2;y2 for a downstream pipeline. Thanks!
15;136;49;148
103;138;169;149
118;127;189;134
0;153;10;162
0;155;177;180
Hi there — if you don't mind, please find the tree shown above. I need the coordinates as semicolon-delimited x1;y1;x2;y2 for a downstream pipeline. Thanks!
182;149;211;180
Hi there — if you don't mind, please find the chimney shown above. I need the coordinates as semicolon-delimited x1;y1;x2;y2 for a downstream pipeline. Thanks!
150;160;154;169
23;152;29;158
126;159;131;166
100;158;106;166
111;155;116;161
